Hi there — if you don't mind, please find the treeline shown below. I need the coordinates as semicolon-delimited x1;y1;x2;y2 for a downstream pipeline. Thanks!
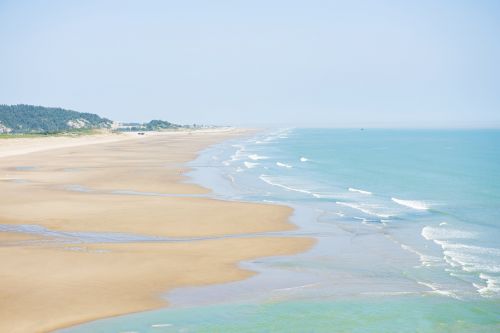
118;119;184;131
0;104;112;134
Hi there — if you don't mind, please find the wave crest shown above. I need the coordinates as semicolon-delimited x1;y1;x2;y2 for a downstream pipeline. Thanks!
336;201;391;218
276;162;292;168
348;187;372;195
244;161;258;169
248;154;268;160
392;197;429;210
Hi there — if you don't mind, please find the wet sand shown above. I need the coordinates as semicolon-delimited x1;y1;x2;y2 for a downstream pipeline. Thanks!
0;130;314;333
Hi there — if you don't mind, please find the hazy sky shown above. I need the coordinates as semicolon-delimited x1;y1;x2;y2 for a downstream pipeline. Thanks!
1;0;499;127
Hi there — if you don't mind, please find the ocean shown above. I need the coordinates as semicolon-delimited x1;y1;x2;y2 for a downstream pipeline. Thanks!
59;128;500;332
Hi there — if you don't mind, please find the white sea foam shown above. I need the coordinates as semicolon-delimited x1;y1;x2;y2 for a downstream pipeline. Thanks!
439;243;500;264
262;199;278;203
273;283;318;293
391;197;429;210
276;162;293;168
348;187;372;195
421;226;477;241
312;193;338;199
244;161;258;169
446;243;500;256
443;254;461;268
227;145;246;163
300;157;308;162
417;281;458;298
151;324;172;328
262;128;294;142
259;175;315;196
383;232;442;267
476;273;500;296
353;216;380;225
446;250;500;274
400;244;442;267
335;202;391;218
422;226;500;275
248;154;268;160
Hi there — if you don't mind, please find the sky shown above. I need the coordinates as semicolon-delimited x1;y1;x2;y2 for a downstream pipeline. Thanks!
0;0;499;127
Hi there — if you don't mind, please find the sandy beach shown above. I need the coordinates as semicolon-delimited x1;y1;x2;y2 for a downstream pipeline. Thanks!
0;130;314;333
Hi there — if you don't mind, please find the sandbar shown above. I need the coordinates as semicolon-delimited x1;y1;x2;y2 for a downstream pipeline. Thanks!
0;129;314;333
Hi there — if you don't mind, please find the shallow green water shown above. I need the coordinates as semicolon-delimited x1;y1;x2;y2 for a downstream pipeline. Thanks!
59;296;499;333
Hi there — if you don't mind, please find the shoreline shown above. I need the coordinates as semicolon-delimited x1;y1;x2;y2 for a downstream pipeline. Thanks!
0;129;314;333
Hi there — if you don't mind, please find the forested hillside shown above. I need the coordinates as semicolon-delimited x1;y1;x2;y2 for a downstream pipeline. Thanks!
117;119;182;131
0;104;112;134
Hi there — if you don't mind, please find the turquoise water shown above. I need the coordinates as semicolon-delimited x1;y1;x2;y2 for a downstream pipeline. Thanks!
59;129;500;332
60;296;499;333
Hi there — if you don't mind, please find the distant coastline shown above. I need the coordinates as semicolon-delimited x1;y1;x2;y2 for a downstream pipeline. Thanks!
0;104;216;136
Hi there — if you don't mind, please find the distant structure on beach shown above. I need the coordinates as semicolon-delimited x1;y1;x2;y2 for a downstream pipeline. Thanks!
113;120;212;132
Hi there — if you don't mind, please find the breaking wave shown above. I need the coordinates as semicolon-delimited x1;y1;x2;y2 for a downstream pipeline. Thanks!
348;187;372;195
276;162;293;168
391;197;429;210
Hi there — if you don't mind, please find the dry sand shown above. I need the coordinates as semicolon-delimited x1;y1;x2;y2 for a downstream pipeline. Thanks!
0;130;314;333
